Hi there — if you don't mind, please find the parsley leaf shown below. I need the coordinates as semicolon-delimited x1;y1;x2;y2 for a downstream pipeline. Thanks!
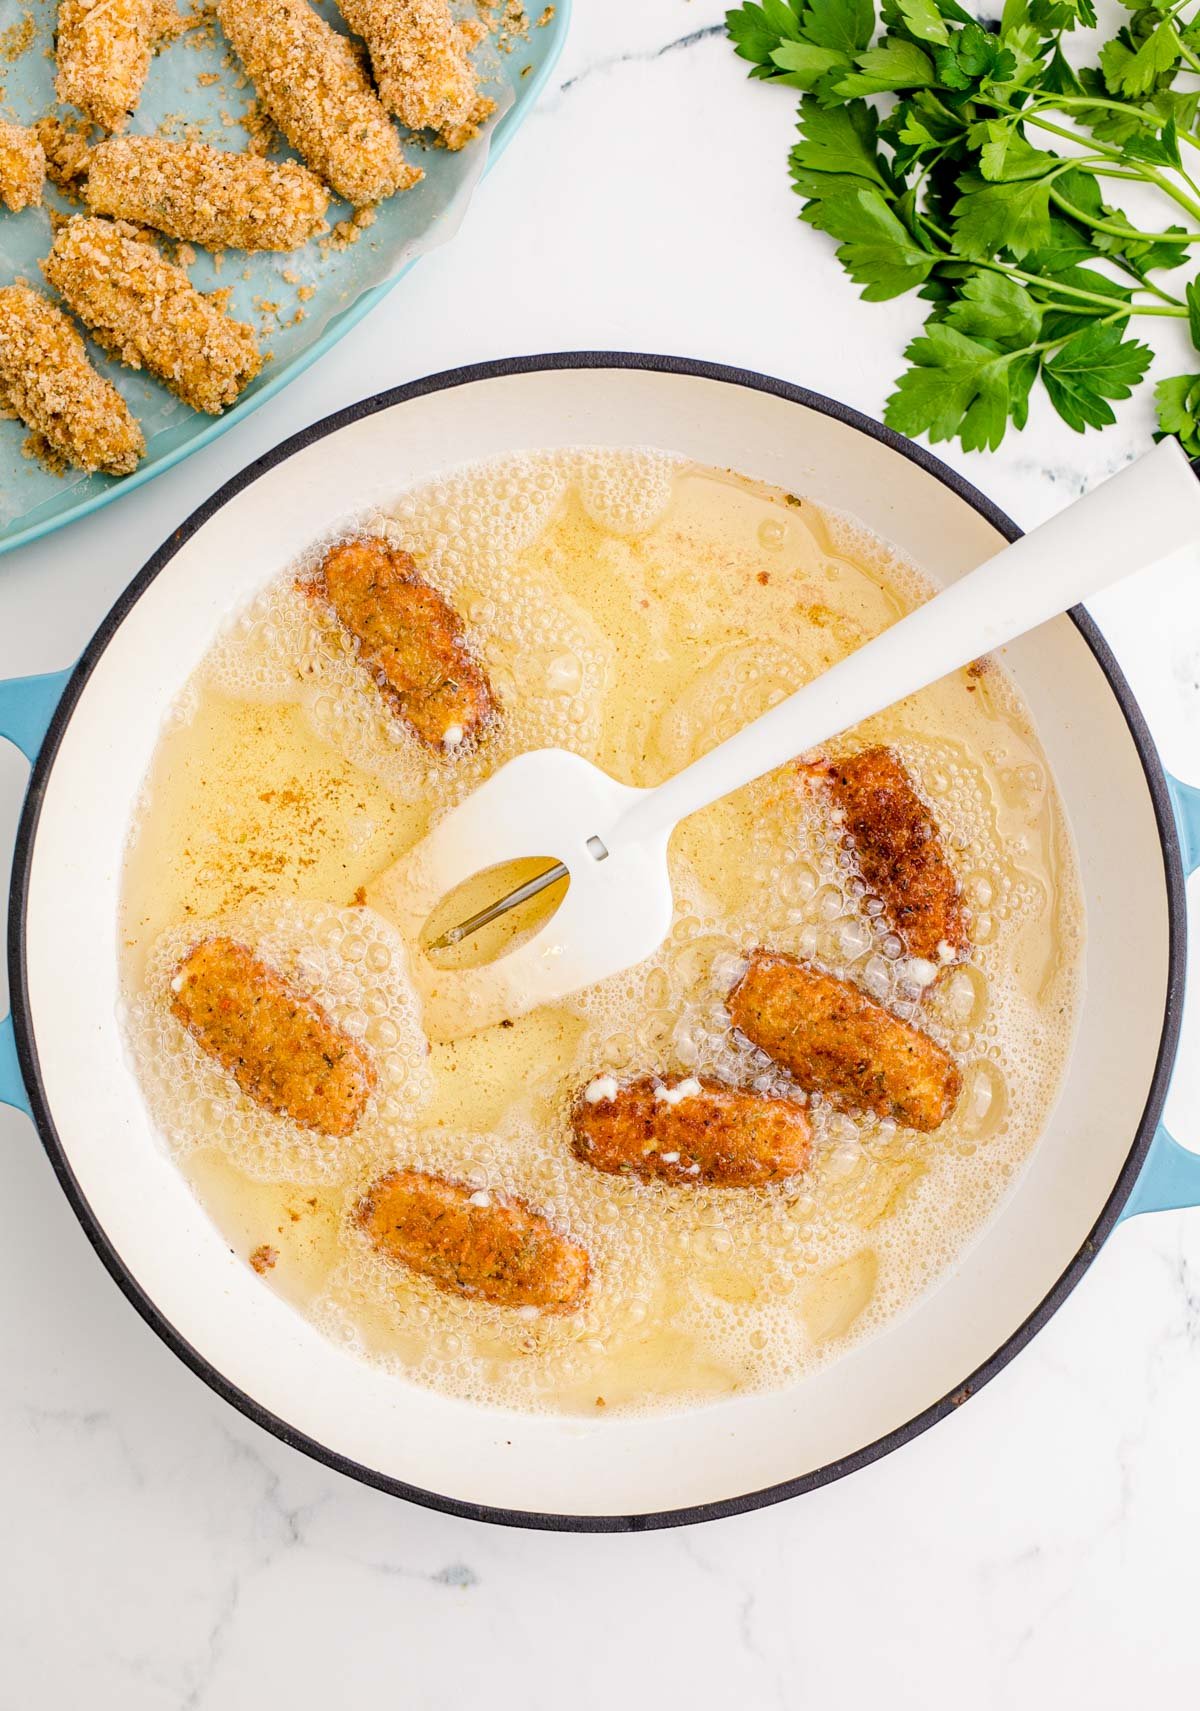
728;0;1200;452
1041;323;1154;430
727;2;803;72
953;173;1055;261
804;186;935;297
1187;277;1200;354
804;0;876;53
1100;20;1181;97
1155;372;1200;457
885;323;1021;452
834;38;938;95
943;271;1044;344
790;99;891;195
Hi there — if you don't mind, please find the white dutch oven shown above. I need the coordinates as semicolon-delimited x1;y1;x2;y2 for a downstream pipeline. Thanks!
2;355;1198;1531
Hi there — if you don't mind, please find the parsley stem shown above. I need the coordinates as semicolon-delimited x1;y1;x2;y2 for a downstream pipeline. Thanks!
1048;185;1196;244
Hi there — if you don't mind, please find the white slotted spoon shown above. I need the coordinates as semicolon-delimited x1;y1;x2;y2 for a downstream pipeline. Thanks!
367;438;1200;1039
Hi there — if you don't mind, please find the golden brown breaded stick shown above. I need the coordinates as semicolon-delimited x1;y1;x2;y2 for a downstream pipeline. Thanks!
810;746;970;968
55;0;156;134
43;217;262;415
87;137;330;252
728;951;961;1132
339;0;491;145
301;536;496;751
170;936;376;1137
216;0;421;206
0;284;143;476
355;1169;589;1310
0;124;46;213
571;1075;813;1187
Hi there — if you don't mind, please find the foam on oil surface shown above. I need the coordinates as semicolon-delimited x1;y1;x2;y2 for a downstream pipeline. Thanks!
118;449;1084;1417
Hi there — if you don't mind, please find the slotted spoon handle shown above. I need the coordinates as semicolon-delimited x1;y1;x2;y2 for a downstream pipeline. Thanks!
615;438;1200;849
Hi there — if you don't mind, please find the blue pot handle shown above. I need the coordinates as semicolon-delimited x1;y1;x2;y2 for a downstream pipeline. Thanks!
2;671;1198;1212
0;669;73;1116
1121;771;1200;1219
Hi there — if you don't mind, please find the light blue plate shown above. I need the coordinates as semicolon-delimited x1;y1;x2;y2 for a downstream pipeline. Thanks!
0;0;569;557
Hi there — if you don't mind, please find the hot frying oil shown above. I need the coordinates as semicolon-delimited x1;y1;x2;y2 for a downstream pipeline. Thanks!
119;451;1084;1414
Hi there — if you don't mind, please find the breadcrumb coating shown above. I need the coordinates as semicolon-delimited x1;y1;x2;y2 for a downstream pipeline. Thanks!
55;0;156;133
728;951;962;1133
0;122;45;212
43;216;262;415
216;0;421;206
571;1076;813;1187
170;936;376;1137
87;136;330;252
0;284;143;476
355;1169;590;1310
35;114;93;195
300;535;497;750
339;0;492;146
809;746;970;966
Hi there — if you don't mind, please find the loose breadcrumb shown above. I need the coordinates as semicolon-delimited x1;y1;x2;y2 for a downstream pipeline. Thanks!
321;203;376;251
87;136;330;251
55;0;157;133
0;122;45;211
436;92;496;151
0;283;144;476
216;0;422;206
239;98;279;157
43;216;262;414
1;12;37;62
338;0;488;145
34;114;94;195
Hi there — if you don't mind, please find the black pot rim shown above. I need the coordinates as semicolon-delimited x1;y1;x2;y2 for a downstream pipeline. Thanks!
7;351;1187;1533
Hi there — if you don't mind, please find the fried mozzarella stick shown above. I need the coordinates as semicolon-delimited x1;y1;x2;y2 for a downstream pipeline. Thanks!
43;218;262;415
301;536;496;750
87;137;330;252
729;951;962;1133
0;124;46;212
339;0;491;147
216;0;421;206
811;746;970;970
356;1170;590;1310
170;937;377;1137
0;285;144;476
572;1076;813;1187
55;0;156;133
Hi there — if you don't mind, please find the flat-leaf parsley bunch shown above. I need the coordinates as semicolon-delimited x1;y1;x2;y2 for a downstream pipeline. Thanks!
728;0;1200;452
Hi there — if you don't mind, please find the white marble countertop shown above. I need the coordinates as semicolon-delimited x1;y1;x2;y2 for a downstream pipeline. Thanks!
2;3;1199;1704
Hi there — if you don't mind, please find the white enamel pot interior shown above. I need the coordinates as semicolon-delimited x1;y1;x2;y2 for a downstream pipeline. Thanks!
7;356;1187;1530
